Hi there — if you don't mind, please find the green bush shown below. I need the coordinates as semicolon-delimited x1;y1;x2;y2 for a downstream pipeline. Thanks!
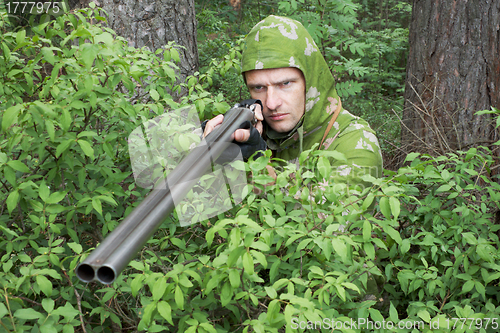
2;4;500;333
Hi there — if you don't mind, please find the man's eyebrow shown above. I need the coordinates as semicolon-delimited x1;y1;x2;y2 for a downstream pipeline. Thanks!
247;76;300;88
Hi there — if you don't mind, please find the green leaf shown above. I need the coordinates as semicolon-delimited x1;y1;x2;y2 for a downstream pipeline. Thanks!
46;191;67;204
37;275;53;297
171;48;180;63
199;322;217;333
81;44;98;69
368;308;385;323
362;193;375;210
308;266;323;277
435;184;452;193
227;246;245;267
56;139;74;157
92;197;102;215
150;89;159;101
97;195;117;206
389;302;399;322
94;32;114;46
14;308;43;320
242;251;254;275
364;242;375;259
78;140;95;159
400;238;411;254
39;181;50;202
141;302;156;326
267;299;280;322
67;243;82;254
331;238;348;262
61;109;72;132
0;303;8;318
362;219;371;242
335;284;346;301
7;160;30;173
42;298;55;313
46;119;55;141
461;280;474;293
317;156;331;179
175;273;192;289
379;196;391;219
229;269;241;288
16;29;26;45
41;47;56;65
175;284;184;310
40;323;57;333
265;286;278;299
157;301;173;325
383;225;402;245
153;277;167;301
85;76;93;92
0;152;7;164
404;152;420;162
284;304;295;325
130;275;144;297
53;303;79;321
389;196;400;220
77;131;98;138
46;204;66;214
462;232;477;245
475;280;485;299
417;310;431;323
6;189;19;214
220;281;232;306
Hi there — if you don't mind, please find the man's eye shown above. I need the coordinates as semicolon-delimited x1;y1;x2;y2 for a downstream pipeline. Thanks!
282;81;291;86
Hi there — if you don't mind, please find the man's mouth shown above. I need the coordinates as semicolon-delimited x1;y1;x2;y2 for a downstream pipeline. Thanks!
268;113;288;121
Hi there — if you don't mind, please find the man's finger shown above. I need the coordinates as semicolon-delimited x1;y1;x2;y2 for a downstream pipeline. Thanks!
203;114;224;138
234;129;251;142
253;104;264;135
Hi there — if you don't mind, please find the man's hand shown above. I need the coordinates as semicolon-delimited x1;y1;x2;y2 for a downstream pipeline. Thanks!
202;102;266;163
202;103;264;140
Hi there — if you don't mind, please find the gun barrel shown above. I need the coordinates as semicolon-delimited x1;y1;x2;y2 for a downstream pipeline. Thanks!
76;107;255;284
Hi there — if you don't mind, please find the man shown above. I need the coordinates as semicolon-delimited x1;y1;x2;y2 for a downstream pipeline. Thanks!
203;15;383;188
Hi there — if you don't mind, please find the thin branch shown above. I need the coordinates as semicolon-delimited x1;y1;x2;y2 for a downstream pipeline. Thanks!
62;271;88;333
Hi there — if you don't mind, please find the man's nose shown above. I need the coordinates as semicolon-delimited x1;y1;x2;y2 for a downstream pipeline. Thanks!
266;87;281;111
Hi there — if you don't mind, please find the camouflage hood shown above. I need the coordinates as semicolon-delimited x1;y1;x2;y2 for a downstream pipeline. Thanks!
241;15;342;161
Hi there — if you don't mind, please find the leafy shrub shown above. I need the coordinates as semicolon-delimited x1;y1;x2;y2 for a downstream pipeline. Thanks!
197;36;249;109
0;4;211;332
2;3;500;333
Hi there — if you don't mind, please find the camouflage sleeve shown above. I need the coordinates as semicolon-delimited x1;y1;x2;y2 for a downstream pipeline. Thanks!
322;122;383;190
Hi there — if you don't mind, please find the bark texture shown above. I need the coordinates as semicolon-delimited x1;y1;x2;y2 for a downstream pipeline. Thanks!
402;0;500;156
80;0;199;85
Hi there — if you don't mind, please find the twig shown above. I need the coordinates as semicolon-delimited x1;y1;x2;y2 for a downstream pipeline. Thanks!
10;296;41;307
474;160;488;187
62;271;88;333
438;289;451;312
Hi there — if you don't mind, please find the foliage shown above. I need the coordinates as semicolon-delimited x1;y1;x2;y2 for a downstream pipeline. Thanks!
0;4;226;332
197;35;249;109
2;2;499;333
476;107;500;146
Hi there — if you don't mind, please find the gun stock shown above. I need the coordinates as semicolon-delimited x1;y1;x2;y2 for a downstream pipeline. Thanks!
76;106;255;284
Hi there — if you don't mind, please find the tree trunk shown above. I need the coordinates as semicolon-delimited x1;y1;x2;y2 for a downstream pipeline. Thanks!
402;0;500;157
80;0;199;94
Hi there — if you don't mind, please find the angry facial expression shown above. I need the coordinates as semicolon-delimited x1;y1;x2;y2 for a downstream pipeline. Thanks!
245;67;306;133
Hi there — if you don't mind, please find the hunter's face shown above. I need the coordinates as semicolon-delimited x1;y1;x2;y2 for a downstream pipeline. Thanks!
245;67;306;133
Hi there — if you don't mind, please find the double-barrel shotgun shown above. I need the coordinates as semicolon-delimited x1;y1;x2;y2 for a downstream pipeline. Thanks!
76;104;257;284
